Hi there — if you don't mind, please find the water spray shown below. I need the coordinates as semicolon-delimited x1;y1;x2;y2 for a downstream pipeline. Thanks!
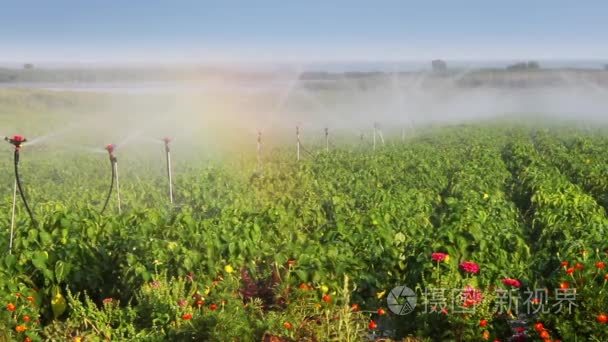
162;137;174;204
5;135;36;227
101;144;121;214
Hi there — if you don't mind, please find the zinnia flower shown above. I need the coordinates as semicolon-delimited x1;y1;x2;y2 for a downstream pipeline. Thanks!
432;252;449;262
462;286;483;307
459;261;480;274
502;278;522;288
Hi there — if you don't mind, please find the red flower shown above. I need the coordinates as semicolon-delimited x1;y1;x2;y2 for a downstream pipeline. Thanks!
560;261;569;268
565;267;575;275
574;262;584;270
462;286;483;307
7;303;16;312
209;303;218;311
534;322;545;332
501;278;522;288
595;261;606;270
182;313;192;320
368;320;378;330
431;252;448;262
459;261;480;274
479;319;488;327
322;294;331;303
283;321;293;330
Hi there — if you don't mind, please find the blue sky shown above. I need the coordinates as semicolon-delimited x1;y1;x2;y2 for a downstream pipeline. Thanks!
1;0;607;63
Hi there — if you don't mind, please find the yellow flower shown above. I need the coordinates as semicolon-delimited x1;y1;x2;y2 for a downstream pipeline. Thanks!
483;193;489;200
320;285;329;294
444;255;450;263
376;290;386;299
204;287;211;295
224;265;234;274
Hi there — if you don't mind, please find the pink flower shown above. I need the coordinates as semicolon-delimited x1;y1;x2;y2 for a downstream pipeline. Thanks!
502;278;521;288
459;261;480;274
102;298;113;305
431;252;448;262
178;299;188;307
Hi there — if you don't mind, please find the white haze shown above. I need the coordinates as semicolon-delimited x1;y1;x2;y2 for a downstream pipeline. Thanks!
2;65;608;160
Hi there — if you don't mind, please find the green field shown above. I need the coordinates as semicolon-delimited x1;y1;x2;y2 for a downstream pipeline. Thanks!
0;89;607;341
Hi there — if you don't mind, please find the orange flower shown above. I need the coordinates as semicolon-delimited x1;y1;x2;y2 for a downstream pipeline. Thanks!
283;321;293;330
596;261;606;270
15;325;27;333
22;315;30;322
482;330;490;340
182;313;192;320
7;303;16;312
26;296;34;303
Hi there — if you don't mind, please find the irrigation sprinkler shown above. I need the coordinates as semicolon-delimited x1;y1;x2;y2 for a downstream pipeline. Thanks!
324;127;329;152
373;123;377;150
162;137;174;204
257;131;262;170
101;144;121;214
373;122;385;150
5;135;36;227
296;126;301;161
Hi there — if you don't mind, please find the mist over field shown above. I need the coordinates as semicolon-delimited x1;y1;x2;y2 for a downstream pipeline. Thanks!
1;63;608;159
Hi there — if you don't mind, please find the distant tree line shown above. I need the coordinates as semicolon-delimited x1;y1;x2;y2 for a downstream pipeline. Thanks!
506;61;540;71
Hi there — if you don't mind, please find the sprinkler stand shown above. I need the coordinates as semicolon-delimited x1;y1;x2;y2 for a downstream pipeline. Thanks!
163;137;174;204
5;135;35;225
9;179;16;254
296;126;301;161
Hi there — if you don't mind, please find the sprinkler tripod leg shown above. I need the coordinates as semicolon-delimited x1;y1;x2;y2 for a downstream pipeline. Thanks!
9;179;16;254
166;150;174;204
114;161;121;214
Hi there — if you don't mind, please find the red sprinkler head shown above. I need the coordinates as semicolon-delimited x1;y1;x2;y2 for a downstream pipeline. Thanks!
5;135;27;149
162;137;171;152
105;144;116;161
